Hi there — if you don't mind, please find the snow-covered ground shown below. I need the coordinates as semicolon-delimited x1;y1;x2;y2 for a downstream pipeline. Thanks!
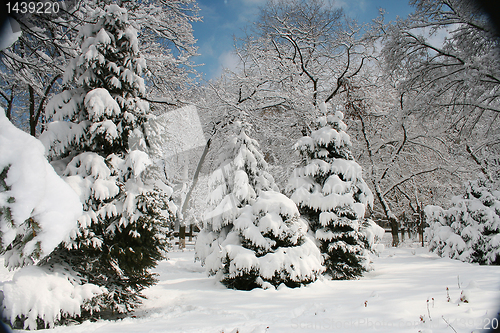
3;241;500;333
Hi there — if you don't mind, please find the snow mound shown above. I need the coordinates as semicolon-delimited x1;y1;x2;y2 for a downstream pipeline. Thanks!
2;265;104;329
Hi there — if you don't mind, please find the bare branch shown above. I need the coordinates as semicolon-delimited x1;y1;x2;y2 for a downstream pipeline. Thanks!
383;167;442;196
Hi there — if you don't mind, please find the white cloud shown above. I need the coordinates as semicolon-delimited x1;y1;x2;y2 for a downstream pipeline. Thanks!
332;0;346;9
197;2;219;22
199;36;216;58
410;24;456;49
357;0;367;12
338;0;369;18
219;50;241;72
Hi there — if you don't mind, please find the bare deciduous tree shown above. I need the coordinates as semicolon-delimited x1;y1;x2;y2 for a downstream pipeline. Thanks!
380;0;500;185
0;0;201;135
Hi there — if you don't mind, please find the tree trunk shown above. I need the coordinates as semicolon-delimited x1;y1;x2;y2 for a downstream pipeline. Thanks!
188;223;193;242
0;87;15;120
417;204;425;247
29;74;61;136
29;86;36;136
389;216;400;247
373;180;399;246
177;137;212;249
6;89;13;120
180;137;211;217
179;225;186;249
177;113;234;246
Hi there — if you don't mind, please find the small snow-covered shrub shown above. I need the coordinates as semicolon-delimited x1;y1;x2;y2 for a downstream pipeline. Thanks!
195;123;278;266
206;191;324;290
425;179;500;264
2;266;104;330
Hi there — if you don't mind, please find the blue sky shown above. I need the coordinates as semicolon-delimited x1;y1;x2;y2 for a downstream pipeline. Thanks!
192;0;413;80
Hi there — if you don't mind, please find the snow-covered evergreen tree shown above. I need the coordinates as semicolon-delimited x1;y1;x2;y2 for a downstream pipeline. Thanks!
425;179;500;265
287;103;374;280
196;124;323;290
213;191;324;290
195;123;277;264
38;4;176;318
42;4;149;157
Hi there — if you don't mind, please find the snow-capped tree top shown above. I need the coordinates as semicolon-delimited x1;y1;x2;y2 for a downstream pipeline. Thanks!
287;104;374;220
42;4;151;158
228;123;267;168
68;5;146;95
294;106;352;161
56;4;145;94
319;101;328;115
209;125;277;197
317;103;347;132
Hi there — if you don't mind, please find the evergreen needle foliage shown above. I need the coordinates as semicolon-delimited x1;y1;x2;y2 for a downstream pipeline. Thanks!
426;179;500;265
38;4;177;321
287;103;374;279
196;123;323;290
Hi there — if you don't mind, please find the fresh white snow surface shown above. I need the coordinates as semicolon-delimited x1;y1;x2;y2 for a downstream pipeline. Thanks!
4;243;499;333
